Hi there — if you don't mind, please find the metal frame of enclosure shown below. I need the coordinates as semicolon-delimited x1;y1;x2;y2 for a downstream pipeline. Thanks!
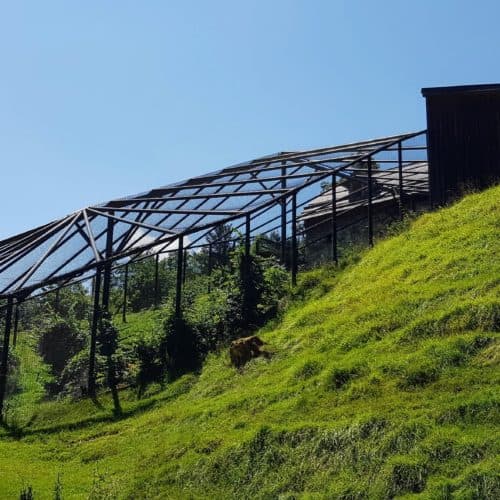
0;130;428;418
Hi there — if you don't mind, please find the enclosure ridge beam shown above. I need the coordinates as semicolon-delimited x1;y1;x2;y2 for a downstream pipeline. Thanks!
87;208;180;237
212;131;424;170
95;207;244;216
111;189;288;204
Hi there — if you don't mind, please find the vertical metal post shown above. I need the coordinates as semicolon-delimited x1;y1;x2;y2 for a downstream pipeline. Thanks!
367;156;374;247
122;263;128;323
243;214;251;324
245;214;251;266
398;141;404;220
291;193;298;286
154;253;160;307
182;249;188;285
331;174;338;264
0;296;14;421
280;161;287;265
101;215;114;313
207;243;213;293
88;269;101;398
175;236;184;319
55;288;61;314
13;301;20;347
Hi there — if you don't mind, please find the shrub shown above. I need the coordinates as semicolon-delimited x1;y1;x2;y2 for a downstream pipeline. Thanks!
19;486;34;500
97;313;124;415
326;364;364;390
135;338;167;398
294;359;323;380
398;361;440;389
386;457;428;497
37;320;86;394
164;313;199;379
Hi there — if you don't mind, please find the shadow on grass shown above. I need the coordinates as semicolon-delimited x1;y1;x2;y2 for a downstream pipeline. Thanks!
0;387;183;439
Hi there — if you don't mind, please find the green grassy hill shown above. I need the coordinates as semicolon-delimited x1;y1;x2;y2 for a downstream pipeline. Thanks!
1;186;499;499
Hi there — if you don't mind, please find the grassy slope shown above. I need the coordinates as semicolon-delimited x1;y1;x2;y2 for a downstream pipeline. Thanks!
0;186;499;499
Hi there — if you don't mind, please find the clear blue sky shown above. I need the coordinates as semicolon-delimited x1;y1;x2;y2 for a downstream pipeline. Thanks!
1;0;499;239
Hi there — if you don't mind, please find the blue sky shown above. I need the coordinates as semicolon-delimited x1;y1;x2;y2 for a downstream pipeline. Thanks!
1;0;499;239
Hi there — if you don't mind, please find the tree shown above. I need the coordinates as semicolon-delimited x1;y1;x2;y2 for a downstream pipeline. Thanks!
206;223;234;268
117;255;176;312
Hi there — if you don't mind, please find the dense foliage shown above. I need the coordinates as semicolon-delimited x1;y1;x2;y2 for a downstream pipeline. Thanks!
3;227;290;419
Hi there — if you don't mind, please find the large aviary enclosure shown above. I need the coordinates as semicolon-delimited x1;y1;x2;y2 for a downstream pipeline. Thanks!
0;130;428;419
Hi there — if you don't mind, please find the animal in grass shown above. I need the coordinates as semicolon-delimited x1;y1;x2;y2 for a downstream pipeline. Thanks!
229;335;270;368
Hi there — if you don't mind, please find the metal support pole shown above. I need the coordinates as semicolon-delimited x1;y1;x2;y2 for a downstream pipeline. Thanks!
245;214;251;266
182;249;188;285
291;194;298;286
101;215;114;313
55;288;60;314
243;214;251;324
331;174;338;264
88;269;101;398
208;244;213;293
154;253;160;307
280;161;287;265
13;301;20;347
175;236;184;319
398;141;404;220
122;263;128;323
0;296;14;421
367;156;374;247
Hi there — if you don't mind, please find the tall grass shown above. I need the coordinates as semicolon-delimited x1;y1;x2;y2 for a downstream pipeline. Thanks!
0;185;498;498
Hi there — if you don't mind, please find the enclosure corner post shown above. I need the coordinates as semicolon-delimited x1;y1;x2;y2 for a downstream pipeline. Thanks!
0;296;14;422
331;173;338;264
291;193;298;286
367;156;374;247
175;236;184;319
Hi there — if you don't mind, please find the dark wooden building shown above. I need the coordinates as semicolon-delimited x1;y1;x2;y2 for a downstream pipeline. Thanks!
422;83;500;205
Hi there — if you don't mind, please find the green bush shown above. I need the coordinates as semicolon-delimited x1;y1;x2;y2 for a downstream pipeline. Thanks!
326;364;365;390
398;361;440;389
385;457;428;496
38;320;86;394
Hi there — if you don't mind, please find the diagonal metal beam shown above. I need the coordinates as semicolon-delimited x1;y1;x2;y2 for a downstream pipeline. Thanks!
0;212;81;294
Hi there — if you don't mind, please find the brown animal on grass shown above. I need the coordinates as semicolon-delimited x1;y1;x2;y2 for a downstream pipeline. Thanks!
229;335;270;368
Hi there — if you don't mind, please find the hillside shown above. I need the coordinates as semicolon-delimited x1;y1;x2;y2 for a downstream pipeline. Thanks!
0;186;499;499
